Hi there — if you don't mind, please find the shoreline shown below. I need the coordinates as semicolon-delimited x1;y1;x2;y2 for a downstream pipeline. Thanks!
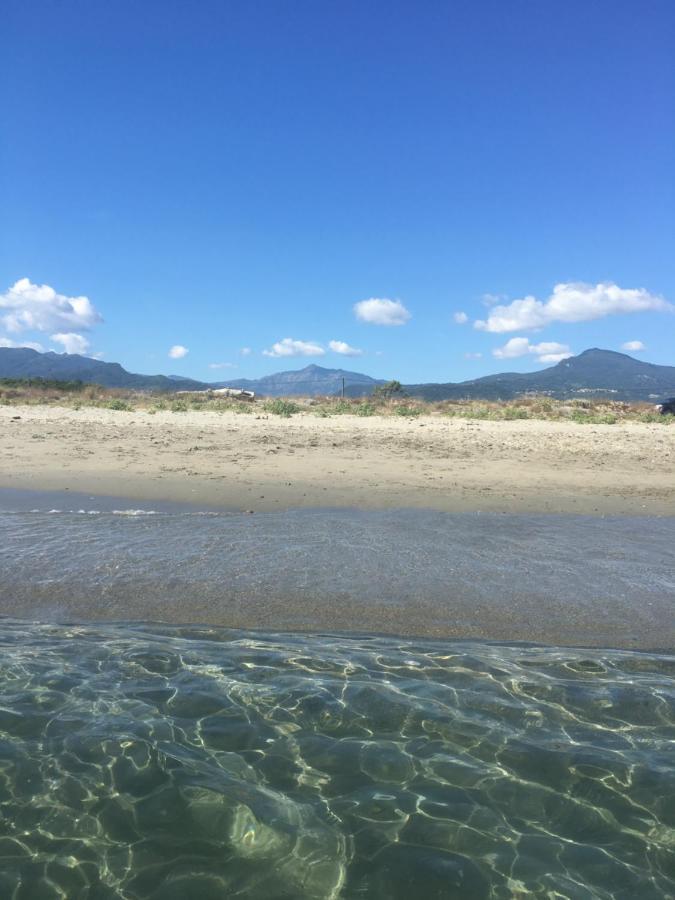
1;616;673;657
1;504;673;649
1;404;674;516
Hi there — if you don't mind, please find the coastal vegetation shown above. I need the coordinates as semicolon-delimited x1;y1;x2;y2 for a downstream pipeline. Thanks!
0;377;672;424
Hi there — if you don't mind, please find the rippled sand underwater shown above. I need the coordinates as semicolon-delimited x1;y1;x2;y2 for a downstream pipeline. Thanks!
0;621;673;899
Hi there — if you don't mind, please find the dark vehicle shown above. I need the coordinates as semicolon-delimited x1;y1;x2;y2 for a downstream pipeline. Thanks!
656;397;675;415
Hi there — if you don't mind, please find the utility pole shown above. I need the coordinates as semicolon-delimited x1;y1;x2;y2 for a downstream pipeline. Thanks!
341;377;345;399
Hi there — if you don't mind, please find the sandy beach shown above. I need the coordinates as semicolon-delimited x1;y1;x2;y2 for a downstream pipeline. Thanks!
0;404;673;515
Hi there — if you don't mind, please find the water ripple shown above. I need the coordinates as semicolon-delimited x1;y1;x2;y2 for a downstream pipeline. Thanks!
0;620;673;898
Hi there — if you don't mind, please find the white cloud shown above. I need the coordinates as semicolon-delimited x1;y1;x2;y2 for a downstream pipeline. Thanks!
453;311;468;324
537;349;574;363
0;278;102;334
475;282;670;333
482;293;508;307
240;347;252;356
464;352;483;359
0;336;44;352
621;340;646;352
493;337;572;364
262;338;325;358
354;298;411;326
208;362;237;369
329;340;363;357
51;332;90;355
169;344;189;359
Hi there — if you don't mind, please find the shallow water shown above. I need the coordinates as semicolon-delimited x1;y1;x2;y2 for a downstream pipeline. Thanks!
0;620;673;899
0;504;674;646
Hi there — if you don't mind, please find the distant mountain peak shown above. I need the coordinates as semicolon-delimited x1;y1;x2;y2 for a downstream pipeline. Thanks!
576;348;629;359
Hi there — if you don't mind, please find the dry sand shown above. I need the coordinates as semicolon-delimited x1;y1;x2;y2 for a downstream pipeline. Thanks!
1;404;673;515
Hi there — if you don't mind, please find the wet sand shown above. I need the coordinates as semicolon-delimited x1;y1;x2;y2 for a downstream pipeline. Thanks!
0;404;674;516
1;501;673;649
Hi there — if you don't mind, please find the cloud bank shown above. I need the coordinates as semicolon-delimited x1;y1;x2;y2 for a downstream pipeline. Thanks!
493;338;572;364
475;282;670;333
1;278;102;334
354;298;411;326
169;345;189;359
263;338;325;358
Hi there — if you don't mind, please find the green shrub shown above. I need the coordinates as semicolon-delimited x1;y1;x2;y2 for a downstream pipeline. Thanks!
104;399;133;411
467;406;492;420
570;411;617;425
331;401;354;414
355;403;375;416
264;399;300;417
233;402;254;414
639;411;673;424
502;406;530;420
171;400;189;413
395;405;421;417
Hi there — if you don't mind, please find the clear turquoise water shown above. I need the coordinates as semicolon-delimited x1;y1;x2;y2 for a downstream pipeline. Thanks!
0;620;673;899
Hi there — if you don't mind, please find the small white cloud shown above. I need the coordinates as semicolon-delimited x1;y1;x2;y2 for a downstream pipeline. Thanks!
493;338;532;359
240;347;252;356
50;332;90;355
0;336;44;352
464;352;483;359
475;282;670;333
621;340;646;352
354;298;411;326
1;278;102;334
208;362;237;369
329;340;363;357
537;350;573;363
493;337;572;364
169;345;189;359
482;293;508;307
453;311;468;324
262;338;325;358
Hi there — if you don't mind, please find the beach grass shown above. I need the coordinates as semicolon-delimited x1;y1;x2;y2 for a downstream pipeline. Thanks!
0;378;673;424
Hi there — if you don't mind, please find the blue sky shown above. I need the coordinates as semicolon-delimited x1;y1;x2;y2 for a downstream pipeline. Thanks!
1;0;673;383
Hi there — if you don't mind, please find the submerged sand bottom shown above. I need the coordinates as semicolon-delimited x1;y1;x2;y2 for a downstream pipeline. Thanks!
1;494;673;650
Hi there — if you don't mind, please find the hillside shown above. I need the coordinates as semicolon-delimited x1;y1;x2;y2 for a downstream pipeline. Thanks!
0;348;209;392
404;349;675;402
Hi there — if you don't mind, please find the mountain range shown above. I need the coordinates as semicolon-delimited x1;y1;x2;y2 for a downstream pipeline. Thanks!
404;349;675;402
0;347;674;402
